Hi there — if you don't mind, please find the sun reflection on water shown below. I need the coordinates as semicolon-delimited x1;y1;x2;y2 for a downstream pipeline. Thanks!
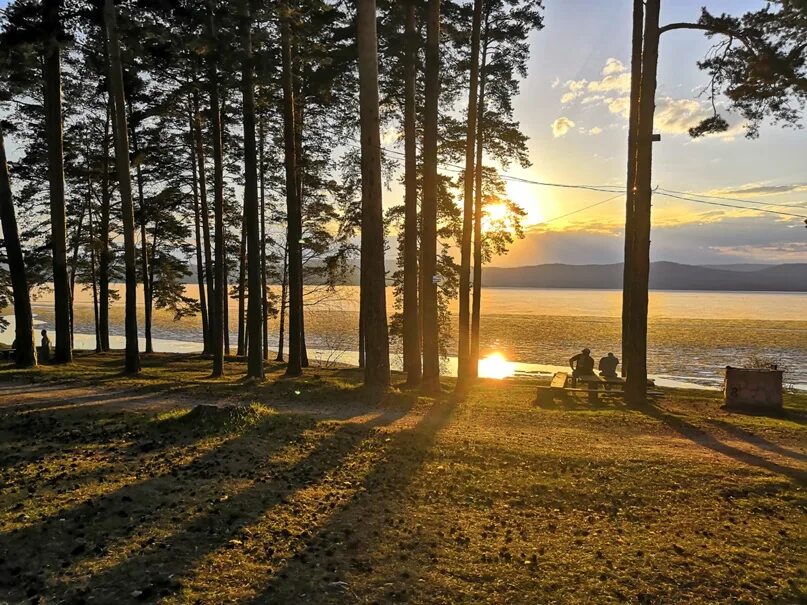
478;352;516;380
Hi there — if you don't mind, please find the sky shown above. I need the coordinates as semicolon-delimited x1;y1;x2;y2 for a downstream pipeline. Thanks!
482;0;807;266
1;0;805;267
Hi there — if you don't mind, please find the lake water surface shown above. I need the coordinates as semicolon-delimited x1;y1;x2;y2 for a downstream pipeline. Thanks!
14;285;807;390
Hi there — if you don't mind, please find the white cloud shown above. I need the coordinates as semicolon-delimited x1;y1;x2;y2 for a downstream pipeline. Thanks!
551;117;576;138
560;91;579;104
588;127;603;135
606;96;630;117
558;57;749;142
551;76;560;88
587;72;632;94
654;98;706;134
602;58;626;76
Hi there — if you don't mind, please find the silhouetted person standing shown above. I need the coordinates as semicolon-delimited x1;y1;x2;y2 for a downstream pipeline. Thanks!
569;348;594;378
599;352;619;378
39;329;51;363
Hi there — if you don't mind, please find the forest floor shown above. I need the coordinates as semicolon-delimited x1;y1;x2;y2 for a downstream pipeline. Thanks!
0;352;805;604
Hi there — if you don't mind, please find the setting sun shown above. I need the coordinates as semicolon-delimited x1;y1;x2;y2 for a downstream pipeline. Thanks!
483;202;511;230
505;180;546;225
478;352;516;380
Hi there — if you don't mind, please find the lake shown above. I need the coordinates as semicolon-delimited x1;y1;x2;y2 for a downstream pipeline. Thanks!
11;285;807;390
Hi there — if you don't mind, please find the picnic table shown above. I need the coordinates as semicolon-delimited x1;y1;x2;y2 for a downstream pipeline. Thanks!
535;371;662;405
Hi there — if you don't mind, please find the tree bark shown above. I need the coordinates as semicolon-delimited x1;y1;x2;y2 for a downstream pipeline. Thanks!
293;70;309;370
0;123;37;367
238;0;265;379
104;0;140;374
43;0;72;364
621;0;644;378
625;0;660;406
402;0;421;386
470;9;490;378
128;105;153;354
68;200;87;347
99;101;111;352
206;0;226;376
456;0;483;393
281;3;303;377
259;112;269;361
192;92;215;356
420;0;441;395
89;205;101;353
276;244;288;362
189;108;210;352
356;0;391;388
237;217;247;356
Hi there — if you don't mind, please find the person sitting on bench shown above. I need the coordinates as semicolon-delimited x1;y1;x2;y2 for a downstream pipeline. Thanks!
599;352;619;378
569;348;594;378
39;329;51;363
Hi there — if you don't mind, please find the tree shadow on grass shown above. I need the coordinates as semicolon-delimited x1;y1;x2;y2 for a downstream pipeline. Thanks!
705;418;807;464
640;404;806;485
240;400;457;604
0;398;415;602
0;407;324;601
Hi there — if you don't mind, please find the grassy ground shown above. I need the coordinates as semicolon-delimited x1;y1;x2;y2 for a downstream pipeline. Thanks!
0;353;805;604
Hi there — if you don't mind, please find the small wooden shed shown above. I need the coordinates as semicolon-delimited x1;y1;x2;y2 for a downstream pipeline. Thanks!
724;366;783;410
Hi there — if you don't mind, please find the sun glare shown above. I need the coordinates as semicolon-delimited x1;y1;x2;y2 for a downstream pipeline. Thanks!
505;180;545;225
478;352;516;380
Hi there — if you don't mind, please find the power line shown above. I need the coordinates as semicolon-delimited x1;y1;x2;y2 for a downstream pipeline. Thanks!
655;191;807;219
348;137;805;221
657;187;807;209
350;137;629;195
539;192;625;224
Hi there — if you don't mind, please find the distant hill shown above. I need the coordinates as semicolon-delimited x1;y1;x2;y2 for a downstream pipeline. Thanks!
481;262;807;292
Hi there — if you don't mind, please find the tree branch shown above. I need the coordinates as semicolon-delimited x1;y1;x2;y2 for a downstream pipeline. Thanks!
659;21;757;54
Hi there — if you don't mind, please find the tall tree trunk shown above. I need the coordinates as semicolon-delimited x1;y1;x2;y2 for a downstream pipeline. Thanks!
625;0;660;406
276;245;288;362
402;0;421;386
281;4;303;377
456;0;483;393
206;1;225;376
43;0;72;364
99;102;111;352
192;92;215;355
68;201;87;347
621;0;644;378
293;67;309;370
189;109;210;352
128;107;153;354
420;0;441;395
259;113;269;361
105;0;140;374
238;0;265;380
223;248;231;355
470;12;490;378
237;218;247;356
88;205;101;353
356;0;391;388
358;302;365;368
0;123;37;367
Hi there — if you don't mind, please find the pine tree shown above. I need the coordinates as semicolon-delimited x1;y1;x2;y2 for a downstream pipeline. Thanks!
455;0;483;393
238;0;264;380
104;0;140;374
421;0;441;395
357;0;391;388
0;122;37;367
42;0;72;363
281;2;303;377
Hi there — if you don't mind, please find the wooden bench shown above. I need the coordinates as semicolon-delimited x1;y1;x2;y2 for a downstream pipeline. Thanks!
0;349;15;361
536;372;663;405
